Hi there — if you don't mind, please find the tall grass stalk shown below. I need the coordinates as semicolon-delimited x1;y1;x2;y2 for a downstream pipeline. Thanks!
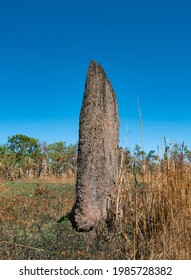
108;140;191;259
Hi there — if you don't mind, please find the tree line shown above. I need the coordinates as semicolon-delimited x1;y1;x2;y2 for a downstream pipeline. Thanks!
0;134;191;180
0;134;77;180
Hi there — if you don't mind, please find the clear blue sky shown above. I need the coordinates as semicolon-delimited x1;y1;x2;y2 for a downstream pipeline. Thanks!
0;0;191;153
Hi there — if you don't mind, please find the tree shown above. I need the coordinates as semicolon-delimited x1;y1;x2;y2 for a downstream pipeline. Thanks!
7;134;40;160
184;146;191;163
7;134;41;176
133;144;146;161
47;141;68;177
65;144;77;175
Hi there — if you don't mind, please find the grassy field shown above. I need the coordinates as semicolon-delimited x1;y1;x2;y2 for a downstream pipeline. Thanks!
0;180;124;259
0;181;96;259
1;154;191;260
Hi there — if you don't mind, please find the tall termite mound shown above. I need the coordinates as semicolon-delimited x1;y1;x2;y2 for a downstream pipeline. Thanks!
71;60;119;231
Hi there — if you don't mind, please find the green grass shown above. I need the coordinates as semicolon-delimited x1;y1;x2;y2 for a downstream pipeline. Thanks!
0;181;103;259
1;160;191;260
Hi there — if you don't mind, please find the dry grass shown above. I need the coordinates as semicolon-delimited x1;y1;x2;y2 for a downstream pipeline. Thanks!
0;153;191;259
15;174;76;185
109;152;191;259
0;181;93;259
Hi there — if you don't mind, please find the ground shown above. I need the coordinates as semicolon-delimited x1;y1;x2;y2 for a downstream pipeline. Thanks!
0;181;104;259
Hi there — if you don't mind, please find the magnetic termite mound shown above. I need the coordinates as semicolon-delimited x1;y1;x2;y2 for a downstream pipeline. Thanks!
71;60;119;231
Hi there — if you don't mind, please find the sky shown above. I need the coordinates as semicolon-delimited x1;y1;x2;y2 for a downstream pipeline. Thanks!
0;0;191;153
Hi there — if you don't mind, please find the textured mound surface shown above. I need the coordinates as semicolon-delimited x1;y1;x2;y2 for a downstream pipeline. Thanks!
71;61;119;231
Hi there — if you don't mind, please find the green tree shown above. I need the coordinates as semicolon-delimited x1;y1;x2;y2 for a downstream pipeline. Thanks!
47;141;68;177
184;145;191;163
0;143;16;166
7;134;41;176
65;144;77;174
146;149;158;171
133;144;146;161
47;142;77;177
7;134;41;161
